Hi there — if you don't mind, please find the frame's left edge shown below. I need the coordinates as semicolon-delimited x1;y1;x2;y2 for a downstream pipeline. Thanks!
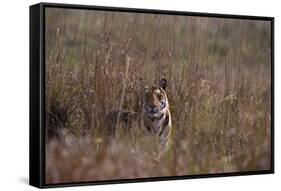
29;3;44;188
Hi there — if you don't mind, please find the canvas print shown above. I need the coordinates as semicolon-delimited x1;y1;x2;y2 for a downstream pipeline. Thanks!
45;7;272;184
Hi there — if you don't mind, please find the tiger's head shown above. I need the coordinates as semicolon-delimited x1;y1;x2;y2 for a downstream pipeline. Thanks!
143;79;169;119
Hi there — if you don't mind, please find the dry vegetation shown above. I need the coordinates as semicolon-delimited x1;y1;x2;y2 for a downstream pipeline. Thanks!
45;8;272;184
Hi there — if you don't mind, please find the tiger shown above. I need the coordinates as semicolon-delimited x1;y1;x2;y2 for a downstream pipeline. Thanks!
103;79;172;149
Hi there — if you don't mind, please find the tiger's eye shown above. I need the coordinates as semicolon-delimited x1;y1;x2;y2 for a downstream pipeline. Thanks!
160;100;166;107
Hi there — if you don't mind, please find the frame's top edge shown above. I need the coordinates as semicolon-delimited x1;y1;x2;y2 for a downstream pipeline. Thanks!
36;2;273;21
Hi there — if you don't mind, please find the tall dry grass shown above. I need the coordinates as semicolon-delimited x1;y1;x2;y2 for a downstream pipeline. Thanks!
45;8;272;184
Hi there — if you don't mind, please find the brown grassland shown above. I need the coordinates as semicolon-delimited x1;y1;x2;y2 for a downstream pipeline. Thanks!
45;8;272;184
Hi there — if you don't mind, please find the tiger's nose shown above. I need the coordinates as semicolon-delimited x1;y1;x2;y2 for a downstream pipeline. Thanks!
150;105;158;112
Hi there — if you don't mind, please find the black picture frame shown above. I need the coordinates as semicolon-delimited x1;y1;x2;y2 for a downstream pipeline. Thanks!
30;2;274;188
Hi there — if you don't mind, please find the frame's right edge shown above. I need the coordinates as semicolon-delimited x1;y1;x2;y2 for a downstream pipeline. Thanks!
271;17;275;173
29;3;43;188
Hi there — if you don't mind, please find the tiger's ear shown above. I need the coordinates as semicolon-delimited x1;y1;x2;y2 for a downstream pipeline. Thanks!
144;86;149;94
159;79;167;90
142;86;149;100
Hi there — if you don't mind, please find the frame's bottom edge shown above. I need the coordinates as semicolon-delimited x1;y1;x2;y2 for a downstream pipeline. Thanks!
41;170;274;189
